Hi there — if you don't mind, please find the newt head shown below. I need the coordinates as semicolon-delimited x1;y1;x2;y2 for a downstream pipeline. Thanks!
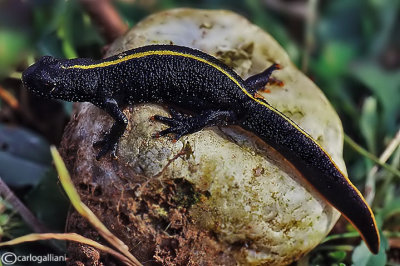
22;56;98;103
22;56;65;99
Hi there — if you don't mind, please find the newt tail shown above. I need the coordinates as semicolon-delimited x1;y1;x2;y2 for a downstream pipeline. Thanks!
21;44;380;253
240;101;380;254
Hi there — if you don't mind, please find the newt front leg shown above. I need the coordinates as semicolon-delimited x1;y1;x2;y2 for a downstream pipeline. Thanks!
94;98;128;160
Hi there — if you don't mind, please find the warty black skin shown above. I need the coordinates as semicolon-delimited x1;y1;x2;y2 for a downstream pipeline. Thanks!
22;44;379;254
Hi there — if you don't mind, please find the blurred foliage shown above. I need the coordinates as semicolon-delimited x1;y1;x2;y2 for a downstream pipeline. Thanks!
0;0;399;265
0;31;29;79
0;126;52;187
0;198;25;240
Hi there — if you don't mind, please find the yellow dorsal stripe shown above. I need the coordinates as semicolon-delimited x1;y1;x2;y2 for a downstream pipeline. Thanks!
68;49;371;195
67;50;344;168
66;50;352;173
69;48;378;237
68;48;378;245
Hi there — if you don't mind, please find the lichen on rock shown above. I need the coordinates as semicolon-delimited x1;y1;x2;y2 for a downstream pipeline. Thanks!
61;8;345;265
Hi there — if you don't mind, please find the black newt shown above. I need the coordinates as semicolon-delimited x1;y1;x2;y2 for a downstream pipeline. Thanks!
22;44;380;253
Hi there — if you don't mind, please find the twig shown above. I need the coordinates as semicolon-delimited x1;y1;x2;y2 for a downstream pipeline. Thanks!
0;86;19;109
365;129;400;204
321;231;360;244
0;233;136;266
9;71;22;80
51;147;142;266
263;0;307;18
385;231;400;238
79;0;128;43
0;177;47;233
344;134;400;178
302;0;318;73
314;244;354;252
374;143;400;208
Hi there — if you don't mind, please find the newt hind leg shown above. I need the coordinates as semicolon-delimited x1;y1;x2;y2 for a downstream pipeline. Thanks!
152;107;238;140
245;63;282;95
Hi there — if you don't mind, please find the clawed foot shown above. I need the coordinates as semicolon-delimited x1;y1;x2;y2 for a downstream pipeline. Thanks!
266;77;284;87
93;134;118;160
151;108;193;141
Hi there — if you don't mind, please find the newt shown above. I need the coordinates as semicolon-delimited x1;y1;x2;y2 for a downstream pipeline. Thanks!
21;44;380;253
